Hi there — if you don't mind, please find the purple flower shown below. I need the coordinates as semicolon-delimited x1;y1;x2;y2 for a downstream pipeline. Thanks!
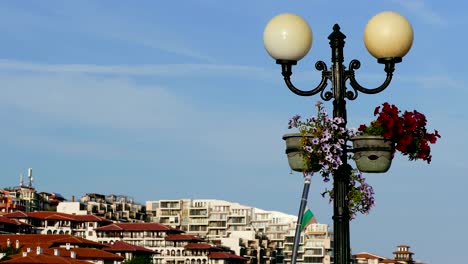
322;144;331;152
287;101;375;218
334;117;345;124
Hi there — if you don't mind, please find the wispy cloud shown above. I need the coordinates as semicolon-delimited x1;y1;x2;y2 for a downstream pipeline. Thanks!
0;2;215;62
399;74;464;91
0;72;187;131
391;0;447;26
5;133;128;160
0;59;275;80
0;61;285;163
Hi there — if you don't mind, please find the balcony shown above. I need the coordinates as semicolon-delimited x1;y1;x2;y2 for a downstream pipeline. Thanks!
160;200;181;209
158;210;180;217
188;225;208;232
189;219;208;225
209;213;227;221
304;224;328;234
227;216;246;225
207;230;226;237
267;233;285;240
189;209;208;217
158;216;180;225
208;222;227;229
303;248;324;257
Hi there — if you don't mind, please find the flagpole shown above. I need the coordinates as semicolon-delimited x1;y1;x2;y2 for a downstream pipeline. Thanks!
291;173;312;264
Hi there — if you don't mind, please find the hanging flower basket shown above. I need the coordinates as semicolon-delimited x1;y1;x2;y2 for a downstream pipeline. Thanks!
350;135;395;173
283;133;321;172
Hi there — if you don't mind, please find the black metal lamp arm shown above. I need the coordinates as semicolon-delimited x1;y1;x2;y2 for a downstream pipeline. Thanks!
345;58;401;100
278;60;331;99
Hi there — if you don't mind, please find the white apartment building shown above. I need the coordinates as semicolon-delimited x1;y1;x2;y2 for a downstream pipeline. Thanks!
146;199;332;264
146;199;296;239
283;224;332;264
79;193;146;222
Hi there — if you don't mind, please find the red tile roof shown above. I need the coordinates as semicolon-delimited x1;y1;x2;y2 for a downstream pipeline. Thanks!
103;241;156;254
45;247;124;261
1;253;92;264
0;216;32;226
2;211;28;218
184;243;223;251
380;259;398;263
94;222;183;233
72;215;112;223
0;235;123;262
47;236;105;249
353;252;385;260
165;234;204;242
184;243;213;250
209;252;248;261
0;235;104;250
2;211;112;223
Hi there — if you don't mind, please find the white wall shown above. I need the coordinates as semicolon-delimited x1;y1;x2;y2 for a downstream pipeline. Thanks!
56;201;87;215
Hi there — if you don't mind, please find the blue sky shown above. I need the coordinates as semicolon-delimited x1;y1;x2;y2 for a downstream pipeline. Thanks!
0;0;465;262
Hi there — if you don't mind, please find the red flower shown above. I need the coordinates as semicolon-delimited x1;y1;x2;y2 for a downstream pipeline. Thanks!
396;143;407;152
403;112;417;132
425;133;438;144
383;130;393;139
383;116;395;130
374;106;381;116
399;134;413;146
358;102;440;164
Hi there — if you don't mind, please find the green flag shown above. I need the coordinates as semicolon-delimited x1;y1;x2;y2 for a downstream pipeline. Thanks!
301;208;317;231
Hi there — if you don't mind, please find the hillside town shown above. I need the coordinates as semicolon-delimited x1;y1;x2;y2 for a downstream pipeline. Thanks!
0;170;422;264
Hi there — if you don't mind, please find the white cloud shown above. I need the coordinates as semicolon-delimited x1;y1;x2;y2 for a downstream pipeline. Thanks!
0;72;187;131
0;59;275;80
7;133;128;160
0;60;285;163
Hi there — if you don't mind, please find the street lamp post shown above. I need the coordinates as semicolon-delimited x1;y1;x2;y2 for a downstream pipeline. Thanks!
263;12;413;264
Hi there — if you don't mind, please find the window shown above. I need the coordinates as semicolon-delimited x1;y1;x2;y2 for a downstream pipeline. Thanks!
304;257;322;263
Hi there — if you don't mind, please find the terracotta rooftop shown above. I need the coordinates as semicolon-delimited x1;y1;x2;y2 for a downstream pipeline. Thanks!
0;216;32;226
2;211;111;223
103;241;156;254
165;234;204;242
44;247;124;261
379;259;399;263
47;236;105;249
0;235;123;263
1;211;28;218
184;243;223;251
1;253;93;264
209;252;248;261
94;222;182;233
353;252;385;260
68;215;111;223
0;234;104;250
